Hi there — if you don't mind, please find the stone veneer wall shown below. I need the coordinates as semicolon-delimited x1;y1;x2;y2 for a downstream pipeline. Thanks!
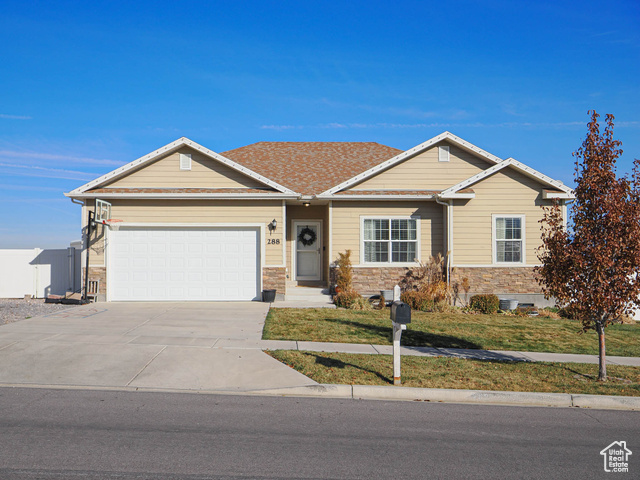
331;266;410;295
85;266;107;300
263;267;286;295
451;267;542;295
330;266;542;297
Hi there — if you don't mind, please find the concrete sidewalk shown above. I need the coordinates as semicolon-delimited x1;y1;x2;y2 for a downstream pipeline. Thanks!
255;339;640;366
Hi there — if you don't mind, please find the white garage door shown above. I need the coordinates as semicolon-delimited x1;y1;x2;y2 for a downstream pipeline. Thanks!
109;227;260;301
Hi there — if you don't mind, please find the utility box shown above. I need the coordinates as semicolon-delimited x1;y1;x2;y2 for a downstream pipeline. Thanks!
390;301;411;324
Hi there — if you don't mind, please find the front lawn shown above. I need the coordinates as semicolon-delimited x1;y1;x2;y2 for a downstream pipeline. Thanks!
263;308;640;357
267;350;640;396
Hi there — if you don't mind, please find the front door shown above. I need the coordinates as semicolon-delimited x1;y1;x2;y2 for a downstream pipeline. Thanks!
294;221;321;281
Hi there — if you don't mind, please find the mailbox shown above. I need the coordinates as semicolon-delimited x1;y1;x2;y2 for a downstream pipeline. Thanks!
390;301;411;324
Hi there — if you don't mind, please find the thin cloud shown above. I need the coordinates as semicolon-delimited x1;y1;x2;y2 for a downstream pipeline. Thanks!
0;113;32;120
259;121;640;130
0;183;63;192
0;150;123;166
260;125;302;130
0;162;94;181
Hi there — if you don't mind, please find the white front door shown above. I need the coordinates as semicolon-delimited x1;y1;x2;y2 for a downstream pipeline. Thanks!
294;221;321;281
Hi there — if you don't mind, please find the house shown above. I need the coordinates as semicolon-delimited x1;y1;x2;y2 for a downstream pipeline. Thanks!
65;132;574;304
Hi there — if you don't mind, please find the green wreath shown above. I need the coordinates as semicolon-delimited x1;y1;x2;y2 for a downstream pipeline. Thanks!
298;226;317;246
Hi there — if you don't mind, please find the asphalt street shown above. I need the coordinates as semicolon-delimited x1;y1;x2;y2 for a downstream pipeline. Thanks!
0;387;637;479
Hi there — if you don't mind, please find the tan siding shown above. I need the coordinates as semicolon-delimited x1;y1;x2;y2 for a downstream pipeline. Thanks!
452;168;554;265
331;201;444;266
350;143;492;191
91;200;284;265
107;147;265;188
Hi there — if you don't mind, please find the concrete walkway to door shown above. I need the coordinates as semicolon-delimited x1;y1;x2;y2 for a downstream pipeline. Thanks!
0;302;315;392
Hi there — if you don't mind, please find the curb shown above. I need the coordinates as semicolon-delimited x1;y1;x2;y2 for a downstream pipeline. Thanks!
249;383;640;410
1;382;639;410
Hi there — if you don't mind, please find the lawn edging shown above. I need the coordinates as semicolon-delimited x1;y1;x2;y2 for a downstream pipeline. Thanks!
250;383;640;411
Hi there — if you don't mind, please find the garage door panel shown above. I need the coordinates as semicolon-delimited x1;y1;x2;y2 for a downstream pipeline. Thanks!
109;227;260;301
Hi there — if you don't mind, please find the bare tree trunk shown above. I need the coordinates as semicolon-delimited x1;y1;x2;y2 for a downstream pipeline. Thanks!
596;320;607;382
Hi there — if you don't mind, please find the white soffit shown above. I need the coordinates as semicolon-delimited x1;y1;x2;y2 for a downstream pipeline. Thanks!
439;157;575;199
319;131;504;196
68;137;297;196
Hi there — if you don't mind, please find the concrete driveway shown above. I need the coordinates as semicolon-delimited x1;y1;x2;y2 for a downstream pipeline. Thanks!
0;302;315;392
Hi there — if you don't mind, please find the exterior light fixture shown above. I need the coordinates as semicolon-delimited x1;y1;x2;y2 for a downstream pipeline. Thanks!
303;202;310;207
269;219;277;231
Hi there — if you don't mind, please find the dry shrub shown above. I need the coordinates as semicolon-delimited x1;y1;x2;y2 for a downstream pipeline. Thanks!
334;290;360;309
398;254;453;311
349;296;373;311
400;254;446;291
336;250;354;293
375;294;386;310
538;308;562;319
469;294;500;314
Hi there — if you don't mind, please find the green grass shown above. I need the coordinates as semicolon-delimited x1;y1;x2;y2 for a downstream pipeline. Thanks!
263;308;640;357
268;350;640;396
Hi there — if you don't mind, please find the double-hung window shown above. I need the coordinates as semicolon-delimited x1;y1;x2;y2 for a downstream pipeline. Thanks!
363;218;418;263
493;215;525;264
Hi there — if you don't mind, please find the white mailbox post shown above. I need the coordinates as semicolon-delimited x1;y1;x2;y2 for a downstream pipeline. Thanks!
390;301;411;386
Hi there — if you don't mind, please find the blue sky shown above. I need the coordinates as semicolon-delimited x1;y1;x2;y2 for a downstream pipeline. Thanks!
1;0;638;248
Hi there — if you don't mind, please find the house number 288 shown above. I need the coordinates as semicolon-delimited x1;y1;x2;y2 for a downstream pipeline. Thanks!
267;239;281;245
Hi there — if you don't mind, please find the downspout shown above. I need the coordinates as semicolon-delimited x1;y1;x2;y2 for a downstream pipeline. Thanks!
435;196;453;284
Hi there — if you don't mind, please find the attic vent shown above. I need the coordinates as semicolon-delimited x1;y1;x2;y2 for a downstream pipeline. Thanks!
438;146;450;162
180;153;192;171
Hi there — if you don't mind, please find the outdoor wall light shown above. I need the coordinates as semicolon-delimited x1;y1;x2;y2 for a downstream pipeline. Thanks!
303;202;310;207
268;219;277;231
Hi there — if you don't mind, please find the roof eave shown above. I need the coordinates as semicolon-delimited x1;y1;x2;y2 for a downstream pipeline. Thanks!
65;192;298;200
316;194;437;201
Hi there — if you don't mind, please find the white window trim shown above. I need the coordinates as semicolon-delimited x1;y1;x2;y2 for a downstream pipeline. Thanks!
360;216;421;265
492;214;526;265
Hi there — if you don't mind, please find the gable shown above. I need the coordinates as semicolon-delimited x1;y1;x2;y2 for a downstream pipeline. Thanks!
345;142;493;191
105;147;267;189
468;166;550;200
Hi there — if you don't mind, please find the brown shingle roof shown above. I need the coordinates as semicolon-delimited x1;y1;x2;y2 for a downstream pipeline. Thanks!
88;187;278;194
221;142;402;195
333;188;474;196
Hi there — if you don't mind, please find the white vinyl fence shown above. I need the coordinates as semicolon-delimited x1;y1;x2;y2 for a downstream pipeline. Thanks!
0;247;81;298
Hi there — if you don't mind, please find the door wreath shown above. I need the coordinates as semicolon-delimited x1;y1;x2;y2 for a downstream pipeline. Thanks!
298;226;317;246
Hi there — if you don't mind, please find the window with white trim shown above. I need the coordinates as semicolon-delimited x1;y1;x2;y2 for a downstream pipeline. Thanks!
179;153;192;171
494;216;524;263
363;218;418;263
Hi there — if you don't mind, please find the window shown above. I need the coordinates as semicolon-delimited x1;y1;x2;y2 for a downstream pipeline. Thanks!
438;145;450;162
180;153;192;171
494;216;524;264
363;218;418;263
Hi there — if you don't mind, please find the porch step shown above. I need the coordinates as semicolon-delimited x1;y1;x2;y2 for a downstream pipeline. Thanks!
284;286;333;303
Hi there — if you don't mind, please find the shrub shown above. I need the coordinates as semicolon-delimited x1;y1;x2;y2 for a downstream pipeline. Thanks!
349;296;373;311
401;290;428;310
469;294;500;314
375;294;386;310
336;250;354;293
334;290;360;309
399;254;446;292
